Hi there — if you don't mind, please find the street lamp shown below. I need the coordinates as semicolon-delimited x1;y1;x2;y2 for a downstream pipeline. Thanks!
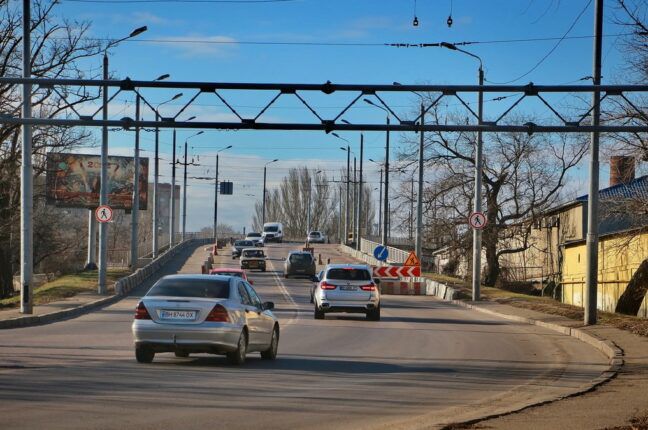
181;131;204;240
262;159;279;226
152;90;183;258
441;41;484;301
364;98;390;247
333;133;353;245
96;25;147;296
307;169;323;235
170;115;196;247
214;145;233;243
340;120;364;251
369;158;384;240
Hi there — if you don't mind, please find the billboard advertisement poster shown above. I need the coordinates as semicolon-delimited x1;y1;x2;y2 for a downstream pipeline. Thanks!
45;153;149;210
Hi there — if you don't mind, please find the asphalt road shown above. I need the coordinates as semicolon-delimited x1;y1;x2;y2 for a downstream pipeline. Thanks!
0;242;609;430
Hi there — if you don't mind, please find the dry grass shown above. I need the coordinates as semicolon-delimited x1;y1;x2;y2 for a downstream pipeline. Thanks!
0;269;130;308
423;272;648;338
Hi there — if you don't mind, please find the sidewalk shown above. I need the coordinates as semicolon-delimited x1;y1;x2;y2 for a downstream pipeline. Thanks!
0;241;212;329
441;300;648;430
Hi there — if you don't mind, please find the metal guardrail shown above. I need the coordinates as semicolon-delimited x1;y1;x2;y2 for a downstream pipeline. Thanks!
360;238;410;265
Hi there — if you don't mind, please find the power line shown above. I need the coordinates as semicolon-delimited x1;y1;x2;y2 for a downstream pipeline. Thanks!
64;32;632;49
485;0;593;85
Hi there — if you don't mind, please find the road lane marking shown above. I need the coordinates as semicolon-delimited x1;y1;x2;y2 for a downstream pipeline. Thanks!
267;251;301;326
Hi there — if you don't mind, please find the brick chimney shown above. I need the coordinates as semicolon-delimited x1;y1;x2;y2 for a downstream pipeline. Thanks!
610;156;635;187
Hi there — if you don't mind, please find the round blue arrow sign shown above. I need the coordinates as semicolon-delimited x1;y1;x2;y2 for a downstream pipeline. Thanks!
373;245;389;262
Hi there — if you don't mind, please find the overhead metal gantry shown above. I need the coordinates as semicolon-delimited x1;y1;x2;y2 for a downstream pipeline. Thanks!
1;77;647;133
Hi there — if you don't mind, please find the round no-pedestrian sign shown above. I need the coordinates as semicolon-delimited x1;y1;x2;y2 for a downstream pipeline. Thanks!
95;205;114;223
468;211;487;230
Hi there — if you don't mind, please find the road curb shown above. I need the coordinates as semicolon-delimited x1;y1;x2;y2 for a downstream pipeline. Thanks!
0;294;120;330
0;238;212;330
438;299;625;429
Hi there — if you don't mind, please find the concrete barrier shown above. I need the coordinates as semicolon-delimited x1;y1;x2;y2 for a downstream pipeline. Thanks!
115;238;211;296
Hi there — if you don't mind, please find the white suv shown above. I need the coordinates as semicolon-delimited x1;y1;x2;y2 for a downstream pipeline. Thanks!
312;264;381;321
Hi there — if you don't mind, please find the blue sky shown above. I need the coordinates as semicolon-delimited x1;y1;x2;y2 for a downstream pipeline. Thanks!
54;0;635;231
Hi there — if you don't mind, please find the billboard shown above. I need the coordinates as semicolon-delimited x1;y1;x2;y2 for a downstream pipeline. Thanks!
46;153;149;209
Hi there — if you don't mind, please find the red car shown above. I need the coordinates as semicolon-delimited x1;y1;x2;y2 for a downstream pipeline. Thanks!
208;267;252;284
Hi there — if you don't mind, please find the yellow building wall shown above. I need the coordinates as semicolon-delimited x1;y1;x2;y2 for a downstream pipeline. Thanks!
562;232;648;317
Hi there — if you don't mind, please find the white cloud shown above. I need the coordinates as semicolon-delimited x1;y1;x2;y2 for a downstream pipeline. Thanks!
152;35;238;58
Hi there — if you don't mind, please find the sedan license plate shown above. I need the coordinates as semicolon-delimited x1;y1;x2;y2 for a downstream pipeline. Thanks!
248;261;258;267
340;285;357;291
160;310;196;320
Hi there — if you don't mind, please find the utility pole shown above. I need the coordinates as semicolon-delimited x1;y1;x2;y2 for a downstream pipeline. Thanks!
262;159;278;226
214;153;219;243
378;168;383;239
307;175;312;235
355;134;363;250
383;116;390;246
345;146;350;245
353;156;357;244
415;103;424;259
152;111;160;258
585;0;604;325
338;183;343;243
85;213;97;270
410;177;414;240
182;141;188;241
262;165;267;225
170;129;176;246
98;50;109;295
130;95;141;269
471;65;484;301
20;0;33;313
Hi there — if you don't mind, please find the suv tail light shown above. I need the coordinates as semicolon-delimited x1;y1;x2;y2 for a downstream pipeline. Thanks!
206;304;230;322
134;302;151;320
360;284;376;291
320;281;337;290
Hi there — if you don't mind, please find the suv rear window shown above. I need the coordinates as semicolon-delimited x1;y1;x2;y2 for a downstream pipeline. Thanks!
211;271;243;278
290;253;313;263
326;268;371;281
235;240;253;247
147;278;230;298
264;226;279;232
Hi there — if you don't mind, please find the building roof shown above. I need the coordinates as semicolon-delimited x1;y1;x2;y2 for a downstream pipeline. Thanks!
576;175;648;202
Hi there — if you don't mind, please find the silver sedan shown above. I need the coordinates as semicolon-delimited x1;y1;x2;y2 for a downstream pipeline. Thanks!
132;274;279;365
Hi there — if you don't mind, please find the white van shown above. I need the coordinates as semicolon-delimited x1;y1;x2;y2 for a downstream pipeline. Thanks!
262;222;284;243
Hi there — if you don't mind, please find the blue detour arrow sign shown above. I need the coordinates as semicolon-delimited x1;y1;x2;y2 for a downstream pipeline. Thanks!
373;245;389;262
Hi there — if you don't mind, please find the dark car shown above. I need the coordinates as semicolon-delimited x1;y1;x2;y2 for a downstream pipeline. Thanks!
231;240;255;259
284;251;316;278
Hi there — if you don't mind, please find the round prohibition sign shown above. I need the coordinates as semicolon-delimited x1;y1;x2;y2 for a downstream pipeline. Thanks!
95;205;114;223
468;211;487;230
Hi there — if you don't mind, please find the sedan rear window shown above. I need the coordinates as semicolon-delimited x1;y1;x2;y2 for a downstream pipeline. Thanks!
327;268;371;281
243;249;265;258
212;271;243;278
290;253;313;263
147;279;230;298
235;240;254;247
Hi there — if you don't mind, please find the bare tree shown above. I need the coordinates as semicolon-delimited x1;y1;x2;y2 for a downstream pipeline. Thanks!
400;102;587;286
0;0;104;297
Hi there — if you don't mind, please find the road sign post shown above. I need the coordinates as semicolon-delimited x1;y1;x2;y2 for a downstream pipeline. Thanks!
95;205;114;223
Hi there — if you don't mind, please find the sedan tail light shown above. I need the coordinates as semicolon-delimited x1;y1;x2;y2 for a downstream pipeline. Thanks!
206;304;230;322
134;302;151;320
360;284;376;291
320;281;337;290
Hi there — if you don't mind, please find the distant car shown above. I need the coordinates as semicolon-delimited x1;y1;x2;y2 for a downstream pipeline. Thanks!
231;240;255;259
132;274;279;365
209;267;250;283
245;232;264;246
312;264;381;321
310;269;325;303
240;248;267;272
307;231;326;244
284;251;316;278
